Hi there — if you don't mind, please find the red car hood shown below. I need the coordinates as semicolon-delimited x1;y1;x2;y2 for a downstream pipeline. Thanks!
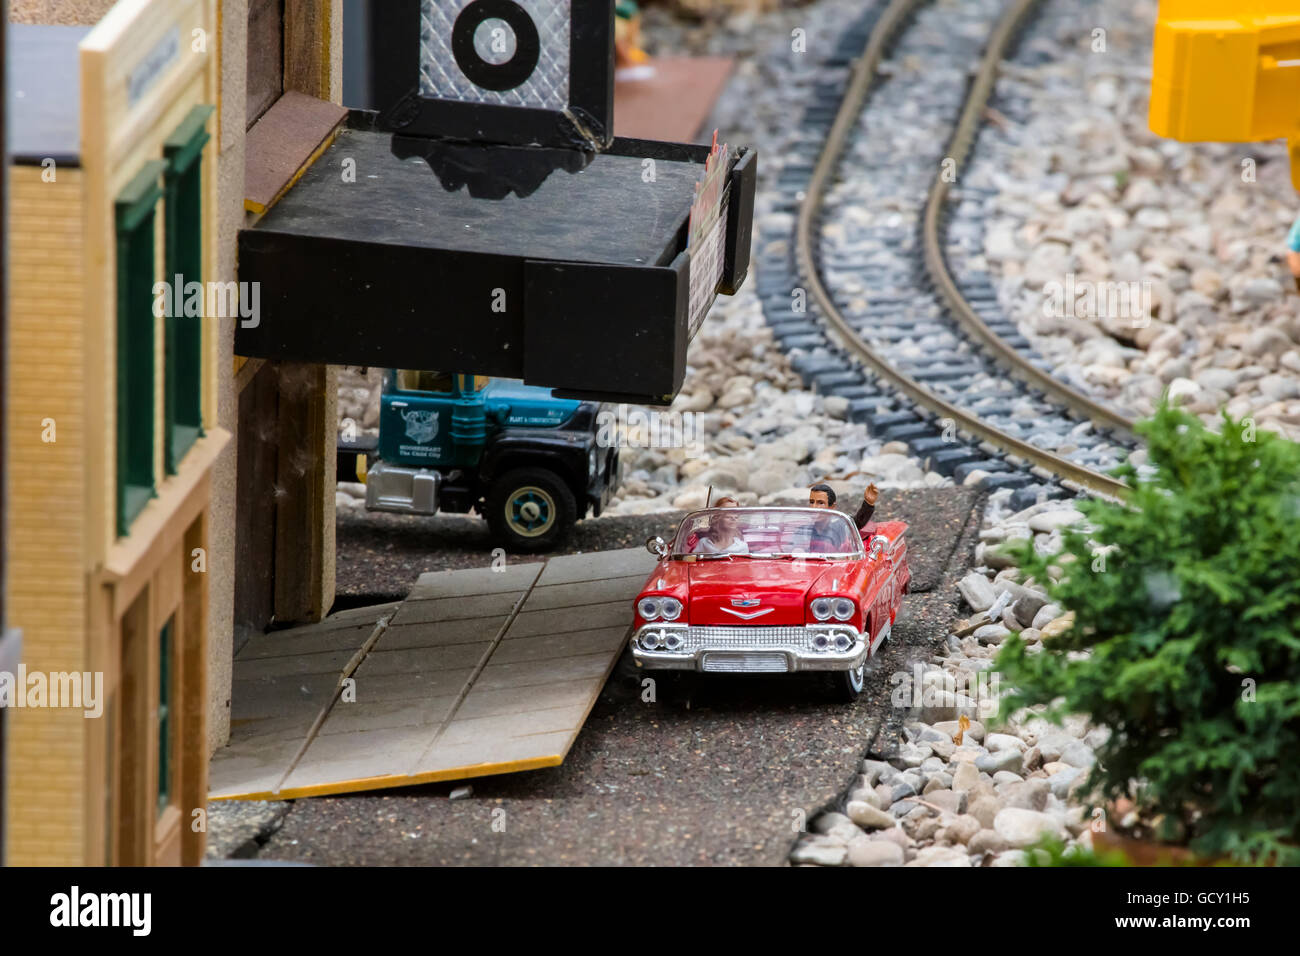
686;558;850;627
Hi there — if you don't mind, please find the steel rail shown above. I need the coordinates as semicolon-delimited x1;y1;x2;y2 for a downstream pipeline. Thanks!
793;0;1132;500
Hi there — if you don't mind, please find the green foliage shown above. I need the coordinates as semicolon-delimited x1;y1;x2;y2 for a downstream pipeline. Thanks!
1022;835;1130;867
994;402;1300;865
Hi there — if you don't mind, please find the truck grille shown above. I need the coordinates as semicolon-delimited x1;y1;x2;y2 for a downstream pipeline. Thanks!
701;652;789;673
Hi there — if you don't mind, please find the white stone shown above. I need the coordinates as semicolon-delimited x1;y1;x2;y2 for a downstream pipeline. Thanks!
985;733;1028;753
791;839;847;866
846;839;904;867
1027;509;1085;532
993;807;1064;848
846;801;895;830
958;572;997;613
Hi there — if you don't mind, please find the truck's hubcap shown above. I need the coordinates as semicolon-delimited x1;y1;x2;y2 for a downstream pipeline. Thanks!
507;486;554;536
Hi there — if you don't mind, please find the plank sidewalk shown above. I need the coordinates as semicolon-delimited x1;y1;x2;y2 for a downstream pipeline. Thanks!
209;549;655;800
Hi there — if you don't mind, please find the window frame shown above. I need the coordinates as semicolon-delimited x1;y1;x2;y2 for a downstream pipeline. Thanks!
114;160;166;537
394;369;455;394
157;615;174;815
162;105;214;474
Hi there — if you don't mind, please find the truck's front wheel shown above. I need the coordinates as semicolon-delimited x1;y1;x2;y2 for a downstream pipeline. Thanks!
486;468;576;553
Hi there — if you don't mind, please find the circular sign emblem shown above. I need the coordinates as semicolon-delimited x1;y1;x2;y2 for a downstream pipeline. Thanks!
451;0;541;93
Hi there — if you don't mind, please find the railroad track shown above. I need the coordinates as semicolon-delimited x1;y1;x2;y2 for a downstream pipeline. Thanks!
759;0;1138;502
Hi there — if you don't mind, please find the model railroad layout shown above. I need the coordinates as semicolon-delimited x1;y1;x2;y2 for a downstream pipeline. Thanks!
759;0;1141;505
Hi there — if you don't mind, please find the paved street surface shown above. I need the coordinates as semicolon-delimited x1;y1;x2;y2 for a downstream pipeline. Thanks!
219;487;984;865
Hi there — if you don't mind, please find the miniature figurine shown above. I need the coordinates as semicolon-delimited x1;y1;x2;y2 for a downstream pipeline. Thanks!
615;0;649;67
682;494;738;552
1287;213;1300;293
690;500;749;554
808;481;881;540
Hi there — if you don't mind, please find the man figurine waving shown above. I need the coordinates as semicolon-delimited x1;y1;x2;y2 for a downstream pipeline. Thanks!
806;481;881;551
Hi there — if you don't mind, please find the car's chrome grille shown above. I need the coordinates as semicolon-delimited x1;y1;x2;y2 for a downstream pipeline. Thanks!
680;626;814;650
701;652;789;673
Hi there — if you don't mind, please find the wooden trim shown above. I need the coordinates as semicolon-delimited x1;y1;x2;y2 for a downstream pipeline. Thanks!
116;587;150;865
284;0;336;101
105;428;229;610
212;756;566;802
84;576;116;867
242;90;346;215
234;356;266;393
153;804;182;864
180;514;209;865
246;0;285;129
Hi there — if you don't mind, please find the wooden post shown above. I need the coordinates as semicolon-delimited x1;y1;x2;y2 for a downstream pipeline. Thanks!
273;362;337;623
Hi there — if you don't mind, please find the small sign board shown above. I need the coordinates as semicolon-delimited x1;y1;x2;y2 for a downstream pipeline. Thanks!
687;131;730;337
127;25;180;106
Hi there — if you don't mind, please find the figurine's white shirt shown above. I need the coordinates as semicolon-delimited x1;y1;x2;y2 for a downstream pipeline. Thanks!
694;535;750;555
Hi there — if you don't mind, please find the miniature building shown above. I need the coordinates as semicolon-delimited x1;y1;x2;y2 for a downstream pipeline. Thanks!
4;0;347;864
5;0;225;865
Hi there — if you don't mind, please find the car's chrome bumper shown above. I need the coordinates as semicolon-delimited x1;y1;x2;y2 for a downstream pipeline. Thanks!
630;624;867;673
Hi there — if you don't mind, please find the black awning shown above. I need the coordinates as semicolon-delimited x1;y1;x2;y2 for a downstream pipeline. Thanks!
235;114;754;404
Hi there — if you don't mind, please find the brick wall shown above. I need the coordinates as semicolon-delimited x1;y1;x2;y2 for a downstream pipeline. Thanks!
5;165;89;865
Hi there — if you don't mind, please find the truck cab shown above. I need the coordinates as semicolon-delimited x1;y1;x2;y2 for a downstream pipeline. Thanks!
339;371;621;552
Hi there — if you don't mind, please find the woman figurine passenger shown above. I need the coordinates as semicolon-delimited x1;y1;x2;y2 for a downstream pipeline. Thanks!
693;496;749;554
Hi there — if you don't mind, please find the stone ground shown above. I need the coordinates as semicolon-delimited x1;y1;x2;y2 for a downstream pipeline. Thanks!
974;0;1300;438
208;485;984;864
797;491;1106;866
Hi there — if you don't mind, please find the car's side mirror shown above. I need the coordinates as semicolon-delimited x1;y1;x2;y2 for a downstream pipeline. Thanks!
646;536;669;558
869;534;889;558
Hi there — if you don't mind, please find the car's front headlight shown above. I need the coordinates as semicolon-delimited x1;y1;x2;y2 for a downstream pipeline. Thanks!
832;598;856;621
811;598;833;621
638;596;682;621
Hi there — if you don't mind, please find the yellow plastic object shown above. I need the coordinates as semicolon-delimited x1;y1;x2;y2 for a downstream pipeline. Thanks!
1149;0;1300;189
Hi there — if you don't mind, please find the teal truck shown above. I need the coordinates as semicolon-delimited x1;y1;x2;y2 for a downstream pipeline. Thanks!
338;371;621;552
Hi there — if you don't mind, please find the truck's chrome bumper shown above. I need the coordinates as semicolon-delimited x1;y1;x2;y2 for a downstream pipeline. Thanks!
364;459;441;515
630;624;867;674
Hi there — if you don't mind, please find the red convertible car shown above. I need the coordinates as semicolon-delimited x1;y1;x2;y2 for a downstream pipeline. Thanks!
632;507;910;699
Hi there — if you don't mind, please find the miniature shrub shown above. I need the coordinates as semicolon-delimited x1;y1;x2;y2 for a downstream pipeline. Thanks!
994;402;1300;865
1022;835;1129;867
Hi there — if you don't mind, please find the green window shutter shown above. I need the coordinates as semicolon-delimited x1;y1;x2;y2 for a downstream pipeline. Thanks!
115;160;166;537
157;617;173;813
163;105;213;473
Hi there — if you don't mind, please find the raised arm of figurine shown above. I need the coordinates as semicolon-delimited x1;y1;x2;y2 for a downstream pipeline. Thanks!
853;483;880;529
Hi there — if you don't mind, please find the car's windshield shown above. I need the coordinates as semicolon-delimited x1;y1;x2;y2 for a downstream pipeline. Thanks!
672;507;863;558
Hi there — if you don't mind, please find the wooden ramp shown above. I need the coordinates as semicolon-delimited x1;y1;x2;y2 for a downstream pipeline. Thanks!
210;548;655;800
